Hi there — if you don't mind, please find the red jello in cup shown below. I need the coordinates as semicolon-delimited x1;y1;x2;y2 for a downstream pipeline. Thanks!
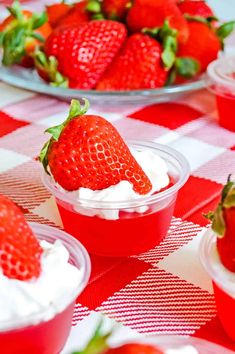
0;223;91;354
42;141;189;257
200;229;235;341
207;57;235;131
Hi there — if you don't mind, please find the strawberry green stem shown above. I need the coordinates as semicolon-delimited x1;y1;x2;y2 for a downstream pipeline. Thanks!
34;50;68;87
143;21;178;69
39;99;90;173
204;175;235;236
72;320;112;354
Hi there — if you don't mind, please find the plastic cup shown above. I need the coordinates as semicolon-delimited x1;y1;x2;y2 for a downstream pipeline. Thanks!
200;229;235;342
42;140;190;257
0;223;91;354
207;57;235;132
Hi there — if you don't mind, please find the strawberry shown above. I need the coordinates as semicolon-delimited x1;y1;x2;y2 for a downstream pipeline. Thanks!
46;2;71;28
39;99;152;195
0;194;42;281
178;0;214;19
205;175;235;272
0;1;52;66
106;344;163;354
97;33;168;90
102;0;131;20
44;20;127;89
57;1;89;27
126;0;189;44
178;21;221;72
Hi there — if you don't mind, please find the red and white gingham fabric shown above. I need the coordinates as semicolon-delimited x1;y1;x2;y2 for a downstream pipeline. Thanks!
1;1;235;353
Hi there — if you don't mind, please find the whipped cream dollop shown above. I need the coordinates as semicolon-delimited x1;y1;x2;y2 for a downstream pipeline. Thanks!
0;240;82;328
59;148;170;220
165;345;198;354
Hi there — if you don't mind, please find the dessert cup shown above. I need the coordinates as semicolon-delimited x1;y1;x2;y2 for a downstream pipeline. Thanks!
207;57;235;132
0;223;91;354
42;141;189;257
200;229;235;342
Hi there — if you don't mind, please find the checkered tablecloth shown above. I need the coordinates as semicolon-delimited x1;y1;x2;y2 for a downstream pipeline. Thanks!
1;1;235;353
1;81;235;353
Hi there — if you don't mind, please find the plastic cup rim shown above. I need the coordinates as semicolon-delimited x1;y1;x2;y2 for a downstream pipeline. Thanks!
200;228;235;296
207;56;235;93
0;222;91;332
41;140;190;210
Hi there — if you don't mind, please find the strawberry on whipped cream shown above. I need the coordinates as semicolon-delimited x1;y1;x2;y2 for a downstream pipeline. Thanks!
0;240;82;326
56;147;170;220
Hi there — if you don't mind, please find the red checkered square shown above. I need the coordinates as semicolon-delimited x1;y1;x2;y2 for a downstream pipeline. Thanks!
174;176;222;220
98;267;216;334
0;111;29;137
78;258;151;310
194;316;235;352
128;102;203;129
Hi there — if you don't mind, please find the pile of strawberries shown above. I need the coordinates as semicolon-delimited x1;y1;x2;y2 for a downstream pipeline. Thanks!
0;0;234;90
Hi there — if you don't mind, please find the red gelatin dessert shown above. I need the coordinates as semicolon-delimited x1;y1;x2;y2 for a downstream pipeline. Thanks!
0;195;90;354
201;176;235;341
207;57;235;132
40;99;189;257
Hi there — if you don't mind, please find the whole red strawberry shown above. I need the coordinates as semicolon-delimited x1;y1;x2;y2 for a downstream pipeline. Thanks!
205;176;235;272
40;99;152;195
178;21;221;72
178;0;214;18
126;0;189;44
97;33;168;90
44;20;127;89
56;1;89;28
0;195;42;281
102;0;130;20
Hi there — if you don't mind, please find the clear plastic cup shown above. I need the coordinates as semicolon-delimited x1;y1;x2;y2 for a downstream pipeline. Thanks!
207;57;235;132
0;223;91;354
42;141;190;257
200;228;235;342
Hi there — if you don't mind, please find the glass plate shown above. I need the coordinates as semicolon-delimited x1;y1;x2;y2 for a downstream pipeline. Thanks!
0;65;205;106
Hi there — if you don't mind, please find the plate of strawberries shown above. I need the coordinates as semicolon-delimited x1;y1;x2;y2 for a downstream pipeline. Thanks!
0;0;234;105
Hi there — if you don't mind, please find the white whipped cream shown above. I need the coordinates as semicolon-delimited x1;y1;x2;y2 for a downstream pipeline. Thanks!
59;148;170;220
0;240;82;328
166;345;198;354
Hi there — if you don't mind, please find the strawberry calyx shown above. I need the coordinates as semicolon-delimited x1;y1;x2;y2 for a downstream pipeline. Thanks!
86;0;105;20
39;99;90;173
143;21;178;69
72;320;112;354
34;49;68;87
216;21;235;50
205;175;235;237
0;0;48;66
